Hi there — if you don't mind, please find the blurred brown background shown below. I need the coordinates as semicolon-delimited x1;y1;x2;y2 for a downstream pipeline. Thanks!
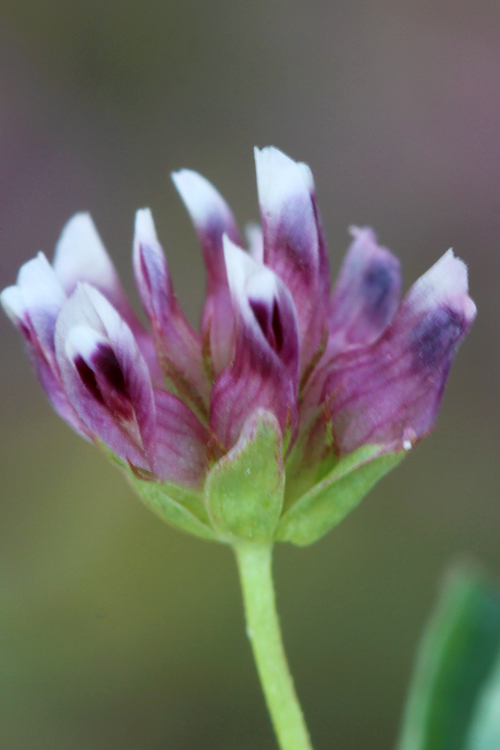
1;1;499;748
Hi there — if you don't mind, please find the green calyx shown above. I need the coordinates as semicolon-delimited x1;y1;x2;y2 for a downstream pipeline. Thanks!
204;409;285;542
102;413;407;546
276;444;406;546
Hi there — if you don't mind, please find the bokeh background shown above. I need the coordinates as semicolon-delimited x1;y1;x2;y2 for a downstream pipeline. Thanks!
1;1;499;748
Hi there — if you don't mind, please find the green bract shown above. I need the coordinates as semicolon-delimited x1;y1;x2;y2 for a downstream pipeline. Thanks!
205;410;285;542
276;445;405;546
105;412;406;546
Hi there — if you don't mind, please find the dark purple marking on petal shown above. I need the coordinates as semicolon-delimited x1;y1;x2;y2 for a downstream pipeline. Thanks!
248;298;285;356
363;261;399;324
75;355;105;405
411;306;464;372
75;344;135;422
93;344;128;397
272;299;284;353
249;299;269;339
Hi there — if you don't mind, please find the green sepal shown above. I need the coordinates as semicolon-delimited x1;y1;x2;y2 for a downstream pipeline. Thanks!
96;441;217;541
130;477;217;541
397;564;500;750
276;444;405;546
205;409;285;542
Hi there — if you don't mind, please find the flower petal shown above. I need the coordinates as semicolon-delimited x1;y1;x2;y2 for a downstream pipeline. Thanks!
254;146;330;369
300;227;401;420
322;250;476;454
210;236;299;449
1;257;89;436
53;212;161;381
133;208;209;412
153;389;209;486
329;226;401;350
245;222;264;264
172;168;242;373
13;253;66;366
56;284;156;469
53;213;131;318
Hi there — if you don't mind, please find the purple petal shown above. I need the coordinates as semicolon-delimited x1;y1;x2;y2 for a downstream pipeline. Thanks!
53;214;132;319
322;250;477;454
210;237;299;449
1;257;89;437
1;285;33;340
254;146;330;369
53;212;161;381
171;169;242;288
30;348;91;437
8;253;66;367
329;226;401;350
300;227;401;420
56;285;156;469
172;168;242;373
133;209;209;410
153;389;209;486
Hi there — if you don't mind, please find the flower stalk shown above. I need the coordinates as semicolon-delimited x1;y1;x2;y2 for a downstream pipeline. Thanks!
234;541;313;750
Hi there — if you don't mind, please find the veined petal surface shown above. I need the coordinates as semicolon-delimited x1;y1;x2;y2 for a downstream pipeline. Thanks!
301;227;401;421
172;168;242;374
210;236;299;449
56;284;157;470
1;256;89;437
255;146;330;370
322;250;476;454
133;209;209;409
153;388;208;486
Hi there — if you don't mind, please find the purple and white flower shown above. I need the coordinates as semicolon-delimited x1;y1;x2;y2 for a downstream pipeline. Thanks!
1;146;476;531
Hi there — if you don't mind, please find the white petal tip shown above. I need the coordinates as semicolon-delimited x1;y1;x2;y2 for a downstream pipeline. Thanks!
134;208;157;243
172;169;225;226
409;248;475;320
348;225;378;242
58;213;97;246
245;222;264;263
0;286;25;323
65;324;106;362
254;146;313;210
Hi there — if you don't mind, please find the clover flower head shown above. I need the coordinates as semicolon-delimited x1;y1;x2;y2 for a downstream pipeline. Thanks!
1;146;476;545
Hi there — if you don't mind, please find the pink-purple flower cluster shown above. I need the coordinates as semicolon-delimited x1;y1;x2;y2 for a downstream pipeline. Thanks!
1;147;476;493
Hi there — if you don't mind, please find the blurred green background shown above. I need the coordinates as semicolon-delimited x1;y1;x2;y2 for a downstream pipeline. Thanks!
1;1;499;748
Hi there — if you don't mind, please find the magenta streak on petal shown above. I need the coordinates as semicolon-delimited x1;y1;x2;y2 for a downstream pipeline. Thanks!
254;147;330;371
133;209;208;402
172;169;243;374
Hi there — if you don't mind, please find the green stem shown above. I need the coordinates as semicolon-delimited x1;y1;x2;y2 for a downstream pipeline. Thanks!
234;542;314;750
